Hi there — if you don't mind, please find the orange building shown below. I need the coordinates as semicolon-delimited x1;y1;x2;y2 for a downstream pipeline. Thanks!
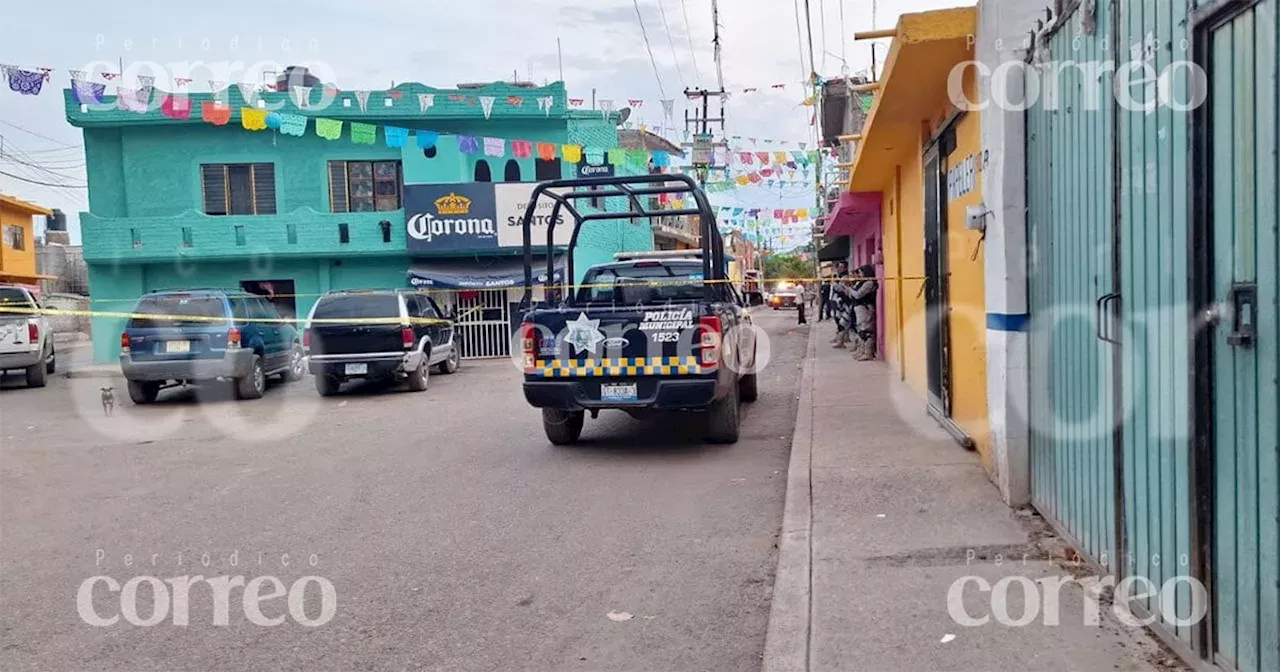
0;194;54;288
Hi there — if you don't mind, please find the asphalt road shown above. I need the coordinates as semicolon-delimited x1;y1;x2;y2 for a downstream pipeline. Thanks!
0;310;809;672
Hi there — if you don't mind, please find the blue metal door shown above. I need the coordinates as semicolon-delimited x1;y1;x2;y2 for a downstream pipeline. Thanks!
1200;1;1280;669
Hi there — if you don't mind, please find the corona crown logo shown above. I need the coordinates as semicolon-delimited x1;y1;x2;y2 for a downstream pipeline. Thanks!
434;193;472;216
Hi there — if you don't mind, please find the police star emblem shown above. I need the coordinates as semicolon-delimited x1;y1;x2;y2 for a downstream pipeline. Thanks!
563;312;605;355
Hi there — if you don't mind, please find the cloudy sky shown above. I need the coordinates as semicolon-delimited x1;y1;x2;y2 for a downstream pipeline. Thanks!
0;0;960;246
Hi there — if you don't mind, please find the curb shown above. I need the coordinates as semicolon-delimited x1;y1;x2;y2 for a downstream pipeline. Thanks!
762;319;817;672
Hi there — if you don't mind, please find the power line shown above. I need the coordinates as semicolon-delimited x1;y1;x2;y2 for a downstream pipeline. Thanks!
792;0;810;82
820;0;829;73
656;0;687;89
633;0;668;100
0;121;79;148
0;168;87;189
839;0;847;66
679;0;704;84
802;0;818;79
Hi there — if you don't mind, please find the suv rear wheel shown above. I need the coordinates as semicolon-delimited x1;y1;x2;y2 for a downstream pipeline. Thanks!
704;382;740;443
315;374;341;397
45;346;55;374
284;345;305;382
235;355;266;400
127;380;160;404
405;355;429;391
542;409;584;445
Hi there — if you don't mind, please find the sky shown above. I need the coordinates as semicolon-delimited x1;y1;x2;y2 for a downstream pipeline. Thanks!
0;0;961;247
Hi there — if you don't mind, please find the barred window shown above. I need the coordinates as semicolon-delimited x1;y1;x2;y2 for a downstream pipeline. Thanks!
329;160;402;213
200;163;276;215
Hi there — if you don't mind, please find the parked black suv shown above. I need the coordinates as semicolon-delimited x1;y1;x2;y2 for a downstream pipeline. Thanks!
304;290;459;396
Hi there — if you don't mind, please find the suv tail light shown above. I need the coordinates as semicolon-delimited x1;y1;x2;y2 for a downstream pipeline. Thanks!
402;327;415;349
120;332;131;354
27;321;38;343
699;315;722;369
302;328;311;349
519;321;536;372
227;327;242;348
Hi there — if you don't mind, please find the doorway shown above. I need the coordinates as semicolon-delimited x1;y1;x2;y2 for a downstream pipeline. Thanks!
240;279;296;321
1193;1;1279;669
923;138;951;418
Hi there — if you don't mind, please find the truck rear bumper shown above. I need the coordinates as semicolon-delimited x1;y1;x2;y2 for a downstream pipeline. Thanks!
0;349;42;371
121;349;255;382
523;378;718;411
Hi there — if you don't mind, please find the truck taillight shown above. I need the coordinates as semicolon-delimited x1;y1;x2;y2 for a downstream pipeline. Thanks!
699;315;722;369
302;328;311;349
227;328;242;348
27;321;38;343
120;332;131;354
519;322;536;372
402;327;415;349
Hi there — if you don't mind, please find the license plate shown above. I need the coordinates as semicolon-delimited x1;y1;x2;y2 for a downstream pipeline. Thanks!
345;363;368;375
165;340;191;353
600;382;638;402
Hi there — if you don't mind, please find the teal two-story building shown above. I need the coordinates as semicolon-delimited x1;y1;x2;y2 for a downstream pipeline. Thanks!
67;78;654;363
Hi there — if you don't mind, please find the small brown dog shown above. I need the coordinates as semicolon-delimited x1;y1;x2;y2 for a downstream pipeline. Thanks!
100;387;115;416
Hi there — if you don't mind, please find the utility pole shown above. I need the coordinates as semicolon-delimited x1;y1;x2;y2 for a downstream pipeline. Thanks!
683;88;726;189
812;73;825;283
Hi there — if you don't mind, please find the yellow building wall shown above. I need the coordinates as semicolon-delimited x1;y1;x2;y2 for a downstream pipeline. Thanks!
941;110;989;466
880;142;929;400
0;205;38;280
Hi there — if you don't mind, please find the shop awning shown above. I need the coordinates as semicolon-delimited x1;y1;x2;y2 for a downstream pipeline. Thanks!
824;191;882;238
817;236;850;262
407;255;565;290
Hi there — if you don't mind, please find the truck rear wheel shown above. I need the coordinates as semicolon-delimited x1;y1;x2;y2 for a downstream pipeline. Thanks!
704;383;740;443
542;409;584;445
25;359;46;388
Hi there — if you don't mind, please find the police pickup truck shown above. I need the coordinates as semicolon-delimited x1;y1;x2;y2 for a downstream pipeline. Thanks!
516;174;758;445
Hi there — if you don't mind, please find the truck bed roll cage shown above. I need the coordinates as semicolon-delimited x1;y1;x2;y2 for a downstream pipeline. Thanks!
518;173;726;307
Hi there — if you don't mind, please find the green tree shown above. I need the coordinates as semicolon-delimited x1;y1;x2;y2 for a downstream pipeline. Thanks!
762;255;812;282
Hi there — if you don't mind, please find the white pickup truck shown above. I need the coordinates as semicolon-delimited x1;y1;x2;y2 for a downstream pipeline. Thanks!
0;285;55;388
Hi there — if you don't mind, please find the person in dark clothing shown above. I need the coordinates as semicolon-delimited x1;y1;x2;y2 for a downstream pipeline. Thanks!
818;280;831;321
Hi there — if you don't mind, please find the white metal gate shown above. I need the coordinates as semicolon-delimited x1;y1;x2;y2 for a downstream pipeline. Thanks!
455;289;511;359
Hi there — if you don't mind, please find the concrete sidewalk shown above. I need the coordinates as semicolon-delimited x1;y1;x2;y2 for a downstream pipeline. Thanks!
763;323;1181;672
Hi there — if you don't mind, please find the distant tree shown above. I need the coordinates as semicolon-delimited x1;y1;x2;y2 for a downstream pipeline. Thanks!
763;255;812;282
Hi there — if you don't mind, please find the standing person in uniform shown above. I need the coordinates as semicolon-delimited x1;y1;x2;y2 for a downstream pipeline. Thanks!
849;265;879;360
818;275;832;321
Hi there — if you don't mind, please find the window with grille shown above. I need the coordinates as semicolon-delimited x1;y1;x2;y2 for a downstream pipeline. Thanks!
328;160;403;213
200;163;276;215
3;225;24;251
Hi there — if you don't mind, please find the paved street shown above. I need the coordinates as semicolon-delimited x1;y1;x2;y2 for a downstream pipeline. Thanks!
0;310;808;672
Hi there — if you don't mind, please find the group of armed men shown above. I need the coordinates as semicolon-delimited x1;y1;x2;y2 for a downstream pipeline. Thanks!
818;261;878;361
